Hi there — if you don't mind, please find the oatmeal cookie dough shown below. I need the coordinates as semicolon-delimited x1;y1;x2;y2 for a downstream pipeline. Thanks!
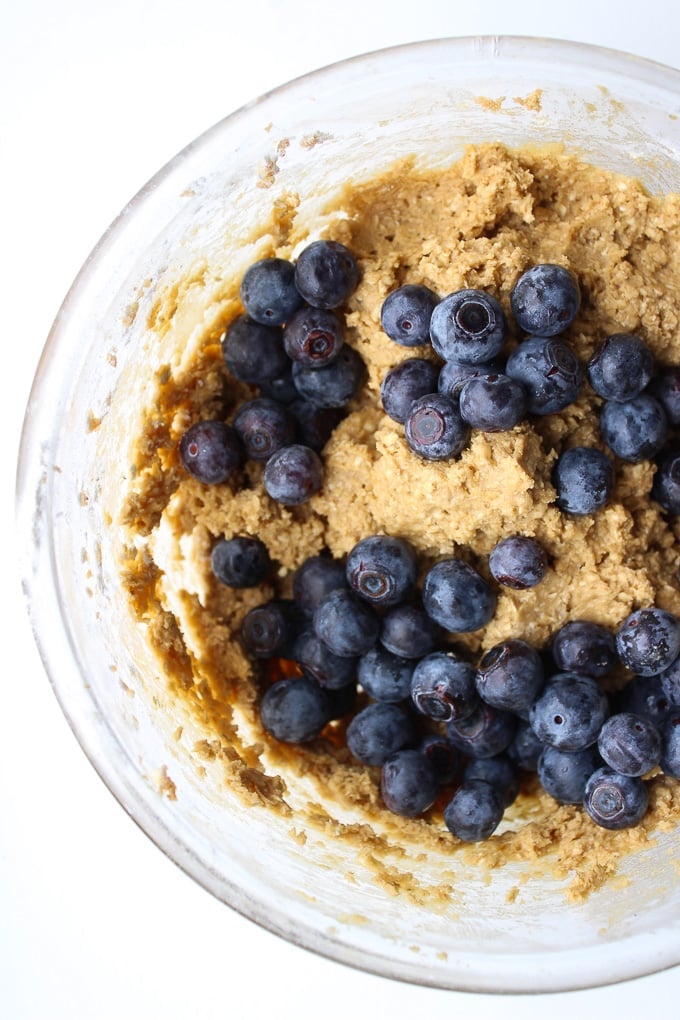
120;143;680;901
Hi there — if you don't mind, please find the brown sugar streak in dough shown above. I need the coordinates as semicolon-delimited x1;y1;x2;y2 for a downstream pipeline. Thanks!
120;143;680;902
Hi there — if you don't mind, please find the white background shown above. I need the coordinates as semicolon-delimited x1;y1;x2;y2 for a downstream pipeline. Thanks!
4;2;680;1017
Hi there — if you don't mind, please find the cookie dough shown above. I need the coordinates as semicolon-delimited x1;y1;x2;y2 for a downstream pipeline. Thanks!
119;143;680;902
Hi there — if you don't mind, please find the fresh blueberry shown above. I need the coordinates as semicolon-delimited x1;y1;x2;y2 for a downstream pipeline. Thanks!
404;392;470;461
446;702;517;758
529;673;610;751
292;345;366;408
410;651;479;723
288;399;343;452
294;240;359;309
240;257;304;326
380;749;439;817
345;534;418;607
475;638;544;714
292;628;357;690
587;333;654;402
651;445;680;514
551;620;618;678
537;745;603;804
660;712;680;779
259;367;299;405
241;600;299;659
583;767;649;830
464;754;520;808
210;536;271;588
418;734;462;785
283;306;344;368
178;420;243;484
507;720;544;772
345;702;415;766
488;535;547;590
259;676;329;744
599;394;668;463
443;779;505;842
616;607;680;677
380;284;440;347
422;558;497;633
263;444;324;505
357;647;415;702
233;398;296;461
380;357;440;423
617;674;674;725
505;336;583;415
313;588;380;658
438;357;506;399
597;712;662;777
552;446;613;515
222;315;290;384
649;365;680;426
659;655;680;707
510;263;580;337
430;289;507;364
458;373;528;432
380;603;439;659
292;554;348;618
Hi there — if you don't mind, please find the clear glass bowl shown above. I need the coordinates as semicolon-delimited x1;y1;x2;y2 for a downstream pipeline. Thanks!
16;37;680;993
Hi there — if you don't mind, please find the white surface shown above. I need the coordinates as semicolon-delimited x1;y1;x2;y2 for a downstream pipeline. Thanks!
4;3;680;1017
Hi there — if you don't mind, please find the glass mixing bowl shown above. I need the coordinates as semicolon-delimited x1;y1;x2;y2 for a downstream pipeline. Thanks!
16;36;680;993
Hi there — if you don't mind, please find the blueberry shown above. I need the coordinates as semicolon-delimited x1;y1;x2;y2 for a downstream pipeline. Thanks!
551;620;618;678
263;444;324;505
345;702;415;766
380;603;439;659
233;398;296;461
464;754;520;808
241;600;299;659
222;315;289;384
380;749;439;817
587;333;654;402
651;445;680;514
240;257;304;326
292;553;347;618
357;647;415;702
178;420;243;484
583;767;649;830
475;638;544;714
259;367;299;405
294;240;359;309
510;263;580;337
507;720;544;772
660;712;680;779
529;673;610;751
505;336;582;415
446;702;517;758
597;712;662;777
438;357;506;399
292;345;366;408
283;306;344;368
380;357;440;423
599;394;668;463
488;535;547;590
313;588;380;658
659;656;680;707
443;779;505;842
617;674;674;725
552;446;613;515
259;676;329;744
429;289;507;364
422;558;496;633
458;373;528;432
537;745;603;804
616;607;680;677
345;534;418;607
418;733;462;785
404;392;470;461
410;651;479;723
288;399;343;452
649;366;680;426
210;536;271;588
380;284;440;347
292;628;357;690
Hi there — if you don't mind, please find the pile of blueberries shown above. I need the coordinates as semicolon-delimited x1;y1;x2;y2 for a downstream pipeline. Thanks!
380;266;680;515
178;239;364;505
